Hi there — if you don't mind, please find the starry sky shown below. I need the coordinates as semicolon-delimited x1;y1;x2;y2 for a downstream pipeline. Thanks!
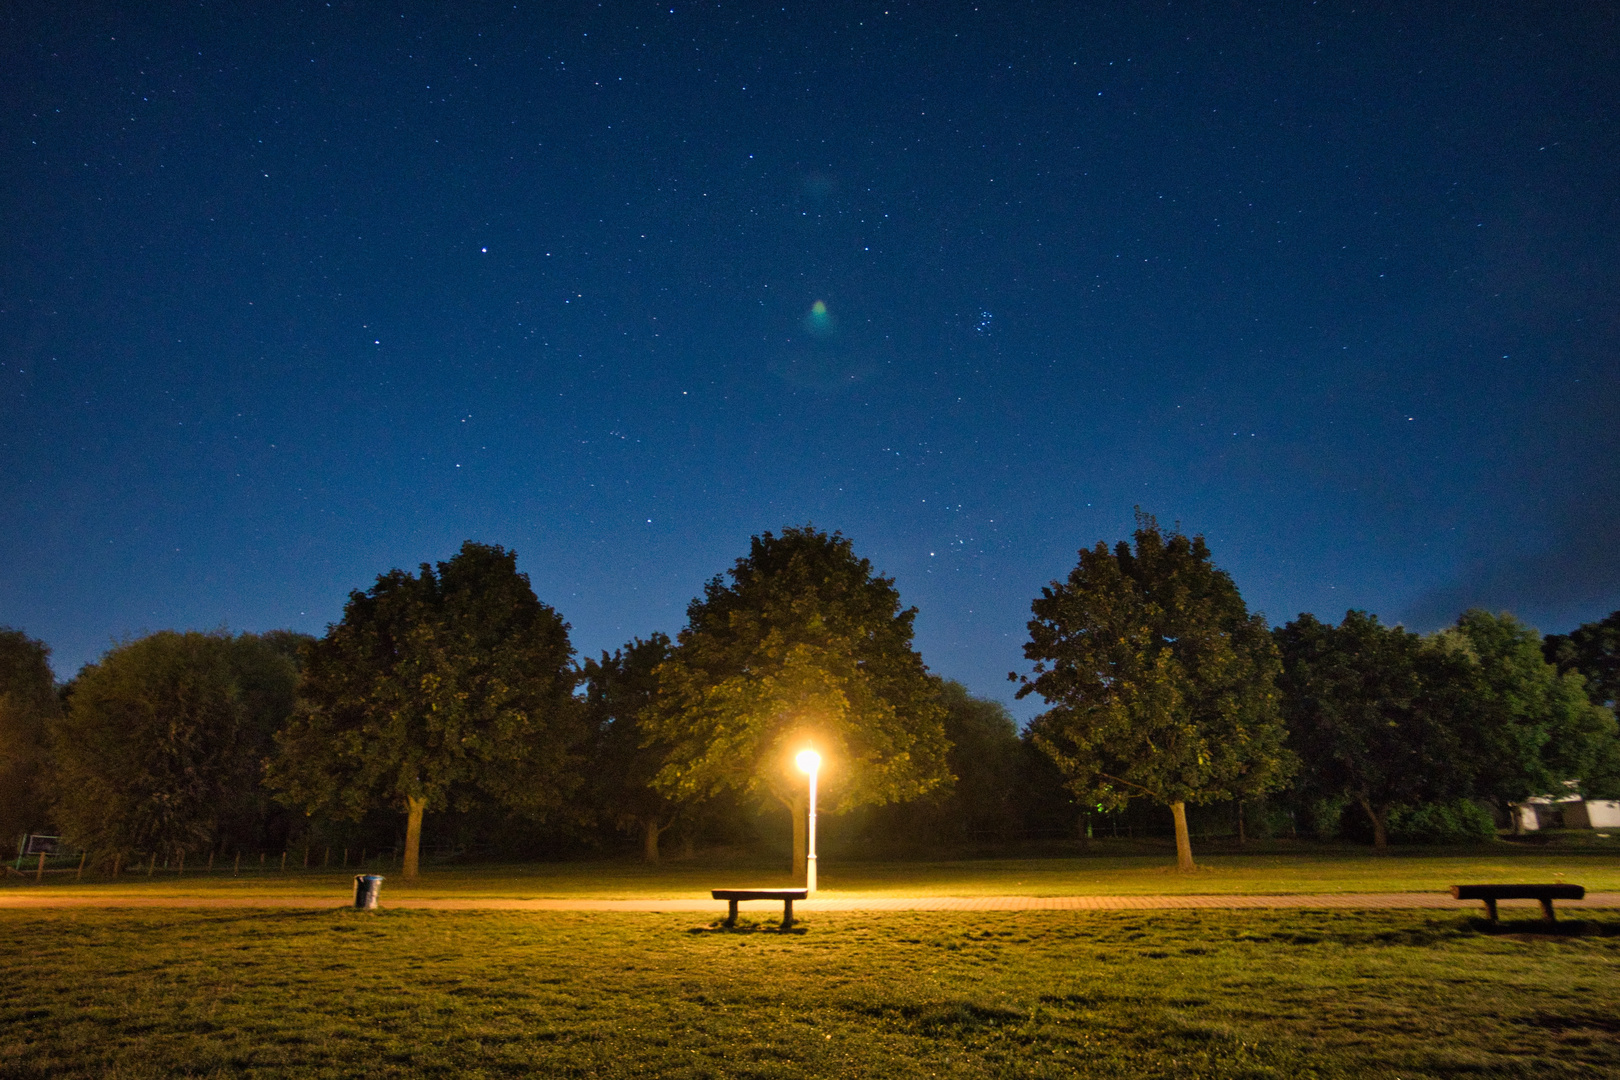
4;2;1618;716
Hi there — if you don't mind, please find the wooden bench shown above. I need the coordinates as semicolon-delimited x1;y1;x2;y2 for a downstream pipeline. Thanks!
711;888;808;929
1451;883;1584;922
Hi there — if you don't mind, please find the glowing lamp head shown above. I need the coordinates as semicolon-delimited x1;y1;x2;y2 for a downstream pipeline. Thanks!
796;749;822;774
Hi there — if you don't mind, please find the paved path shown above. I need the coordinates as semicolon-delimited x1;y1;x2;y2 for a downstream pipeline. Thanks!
2;892;1617;912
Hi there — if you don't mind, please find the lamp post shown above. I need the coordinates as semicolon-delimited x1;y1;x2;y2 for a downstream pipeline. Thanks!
796;749;821;895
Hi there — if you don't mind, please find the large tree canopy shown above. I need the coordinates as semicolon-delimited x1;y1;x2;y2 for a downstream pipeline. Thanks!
50;630;297;863
1275;611;1471;848
0;628;61;853
1017;513;1293;870
268;542;582;878
1437;610;1620;804
1544;609;1620;711
644;525;952;877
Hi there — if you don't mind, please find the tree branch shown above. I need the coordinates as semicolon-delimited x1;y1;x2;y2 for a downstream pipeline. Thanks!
1095;771;1164;801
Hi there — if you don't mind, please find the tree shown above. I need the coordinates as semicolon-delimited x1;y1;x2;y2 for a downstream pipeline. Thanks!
1274;611;1470;849
582;633;682;863
1435;610;1620;806
49;631;297;863
1015;513;1293;871
1544;610;1620;710
861;681;1025;849
644;525;952;877
267;542;582;878
928;682;1024;843
0;628;60;854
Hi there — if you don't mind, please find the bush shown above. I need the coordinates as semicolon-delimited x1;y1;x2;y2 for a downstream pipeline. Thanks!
1386;800;1496;844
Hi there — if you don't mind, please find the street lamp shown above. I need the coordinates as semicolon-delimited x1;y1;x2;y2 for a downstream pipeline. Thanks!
796;749;821;895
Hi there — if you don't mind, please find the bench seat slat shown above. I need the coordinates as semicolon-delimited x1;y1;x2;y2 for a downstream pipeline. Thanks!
712;889;808;901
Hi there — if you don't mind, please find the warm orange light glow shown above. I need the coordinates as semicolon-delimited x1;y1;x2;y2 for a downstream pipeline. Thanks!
796;749;821;774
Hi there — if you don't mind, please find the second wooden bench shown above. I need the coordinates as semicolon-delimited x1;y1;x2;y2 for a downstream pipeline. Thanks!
1450;883;1584;922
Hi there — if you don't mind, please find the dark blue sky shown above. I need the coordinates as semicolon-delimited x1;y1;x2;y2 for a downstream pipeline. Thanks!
4;2;1617;716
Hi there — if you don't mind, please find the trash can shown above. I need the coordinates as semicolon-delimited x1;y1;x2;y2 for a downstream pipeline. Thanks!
353;874;384;910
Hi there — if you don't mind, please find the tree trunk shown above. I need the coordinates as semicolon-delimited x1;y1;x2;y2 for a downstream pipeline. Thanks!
1170;801;1196;872
643;817;664;864
403;796;426;879
787;793;807;877
1236;800;1247;846
1355;794;1389;851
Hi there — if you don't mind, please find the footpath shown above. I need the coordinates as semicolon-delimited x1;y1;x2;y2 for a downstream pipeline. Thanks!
2;892;1618;912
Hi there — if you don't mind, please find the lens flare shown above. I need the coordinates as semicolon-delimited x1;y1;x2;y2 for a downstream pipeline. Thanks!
803;300;835;338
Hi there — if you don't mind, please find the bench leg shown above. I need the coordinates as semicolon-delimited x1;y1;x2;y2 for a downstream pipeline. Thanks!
1540;897;1556;922
725;899;738;927
781;898;794;930
1484;898;1498;923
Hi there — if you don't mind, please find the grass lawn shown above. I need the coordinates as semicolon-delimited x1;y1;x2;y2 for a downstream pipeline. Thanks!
8;836;1619;900
1;905;1617;1078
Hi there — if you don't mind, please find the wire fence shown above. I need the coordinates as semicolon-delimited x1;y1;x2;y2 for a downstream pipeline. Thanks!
4;843;402;885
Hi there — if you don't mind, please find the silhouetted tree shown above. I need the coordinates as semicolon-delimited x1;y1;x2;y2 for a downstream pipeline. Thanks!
583;633;682;862
268;542;583;878
1544;610;1620;710
1016;512;1294;871
0;628;60;854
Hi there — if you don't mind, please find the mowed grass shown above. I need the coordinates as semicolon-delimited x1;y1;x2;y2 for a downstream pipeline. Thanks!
12;837;1620;900
2;906;1619;1079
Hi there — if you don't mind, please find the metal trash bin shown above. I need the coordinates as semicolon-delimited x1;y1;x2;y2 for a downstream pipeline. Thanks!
353;874;384;910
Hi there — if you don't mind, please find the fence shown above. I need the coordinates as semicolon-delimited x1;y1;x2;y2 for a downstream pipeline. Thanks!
3;844;402;885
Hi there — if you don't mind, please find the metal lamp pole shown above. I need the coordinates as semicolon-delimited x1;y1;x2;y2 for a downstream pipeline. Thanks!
796;750;821;895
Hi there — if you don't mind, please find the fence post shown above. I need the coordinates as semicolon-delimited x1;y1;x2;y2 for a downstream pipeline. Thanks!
280;851;287;872
207;851;214;873
76;851;86;880
178;851;185;877
323;847;330;868
233;851;240;876
147;852;156;876
35;852;45;884
259;852;265;867
303;846;310;869
112;852;122;878
342;848;348;868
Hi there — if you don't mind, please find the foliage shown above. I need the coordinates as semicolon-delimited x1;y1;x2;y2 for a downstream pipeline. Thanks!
0;627;60;852
267;542;582;876
582;632;682;861
1016;512;1294;868
1274;610;1471;848
644;526;952;869
1435;609;1620;803
928;681;1023;841
48;630;297;860
1385;799;1497;844
862;681;1024;848
1544;609;1620;709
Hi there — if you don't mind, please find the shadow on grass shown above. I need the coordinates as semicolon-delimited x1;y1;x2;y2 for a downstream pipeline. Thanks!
1467;916;1620;938
688;917;809;935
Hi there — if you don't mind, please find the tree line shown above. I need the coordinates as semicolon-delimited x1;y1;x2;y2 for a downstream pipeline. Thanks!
2;519;1616;876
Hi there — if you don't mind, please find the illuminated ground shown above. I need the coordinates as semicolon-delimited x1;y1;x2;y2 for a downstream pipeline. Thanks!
6;837;1618;901
1;906;1616;1078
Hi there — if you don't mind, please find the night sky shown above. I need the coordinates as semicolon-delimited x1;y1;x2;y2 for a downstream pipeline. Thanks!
4;2;1618;717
